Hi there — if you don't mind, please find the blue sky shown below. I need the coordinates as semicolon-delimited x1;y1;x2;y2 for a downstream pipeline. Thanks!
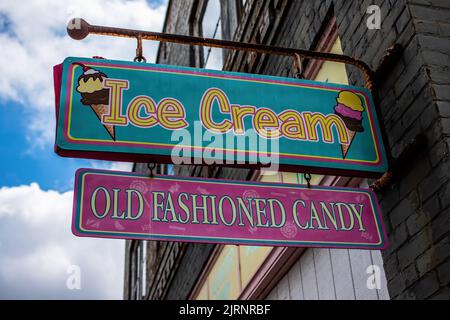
0;100;94;191
0;0;168;299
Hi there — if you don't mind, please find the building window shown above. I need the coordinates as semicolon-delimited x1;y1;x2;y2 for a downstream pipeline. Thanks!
303;17;348;85
201;0;223;70
193;245;272;299
240;0;249;18
130;240;147;300
197;1;243;69
141;241;147;298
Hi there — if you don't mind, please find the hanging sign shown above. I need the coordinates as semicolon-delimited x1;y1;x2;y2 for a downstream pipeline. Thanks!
55;57;388;176
72;168;388;250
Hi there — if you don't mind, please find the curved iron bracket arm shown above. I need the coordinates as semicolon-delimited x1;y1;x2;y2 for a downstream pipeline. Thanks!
67;18;376;90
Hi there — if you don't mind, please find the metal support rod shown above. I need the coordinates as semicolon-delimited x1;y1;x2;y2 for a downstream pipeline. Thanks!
66;18;375;89
292;53;303;79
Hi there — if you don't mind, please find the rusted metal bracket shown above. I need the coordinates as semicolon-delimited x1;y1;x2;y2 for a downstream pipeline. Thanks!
134;34;146;63
147;163;156;178
370;134;428;193
370;43;404;176
66;18;375;90
373;44;403;84
292;53;303;79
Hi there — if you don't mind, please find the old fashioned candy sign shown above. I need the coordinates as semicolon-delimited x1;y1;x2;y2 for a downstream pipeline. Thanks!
55;57;388;176
72;168;388;249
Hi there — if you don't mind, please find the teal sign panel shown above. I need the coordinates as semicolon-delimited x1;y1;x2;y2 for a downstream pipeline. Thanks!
54;57;388;176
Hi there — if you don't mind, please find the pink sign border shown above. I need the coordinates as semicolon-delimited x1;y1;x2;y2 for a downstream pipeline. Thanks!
72;168;388;250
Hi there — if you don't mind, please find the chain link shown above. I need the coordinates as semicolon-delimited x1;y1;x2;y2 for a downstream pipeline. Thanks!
304;173;311;188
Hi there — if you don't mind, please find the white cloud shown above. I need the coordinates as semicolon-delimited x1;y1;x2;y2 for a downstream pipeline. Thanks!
0;0;168;298
87;160;133;172
0;0;167;146
109;161;134;172
0;183;124;299
202;0;223;71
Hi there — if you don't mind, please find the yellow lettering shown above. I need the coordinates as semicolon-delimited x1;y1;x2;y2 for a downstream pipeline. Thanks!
157;98;188;130
254;108;281;138
279;110;306;139
200;88;233;133
231;105;255;134
303;112;349;144
127;95;158;128
102;79;129;125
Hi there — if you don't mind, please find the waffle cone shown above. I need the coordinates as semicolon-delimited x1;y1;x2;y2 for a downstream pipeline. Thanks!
341;129;356;159
90;104;115;140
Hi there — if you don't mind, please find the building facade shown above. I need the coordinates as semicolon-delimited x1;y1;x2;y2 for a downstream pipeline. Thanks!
124;0;450;300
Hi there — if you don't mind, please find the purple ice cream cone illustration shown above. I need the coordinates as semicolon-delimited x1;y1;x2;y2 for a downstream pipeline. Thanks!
333;90;365;158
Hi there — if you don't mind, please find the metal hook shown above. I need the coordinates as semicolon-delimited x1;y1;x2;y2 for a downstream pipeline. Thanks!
134;34;146;63
292;53;303;79
147;163;156;178
207;165;216;178
304;173;311;188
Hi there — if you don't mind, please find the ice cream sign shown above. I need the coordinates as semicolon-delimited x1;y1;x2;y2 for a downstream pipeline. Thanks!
54;57;388;176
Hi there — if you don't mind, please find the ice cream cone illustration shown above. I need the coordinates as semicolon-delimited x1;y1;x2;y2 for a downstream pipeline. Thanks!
74;63;115;140
333;91;365;159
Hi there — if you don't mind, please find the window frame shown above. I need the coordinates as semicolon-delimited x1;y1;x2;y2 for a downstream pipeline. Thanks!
199;0;224;69
129;240;148;300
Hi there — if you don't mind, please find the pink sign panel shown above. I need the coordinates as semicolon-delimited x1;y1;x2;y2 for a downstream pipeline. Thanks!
72;168;388;250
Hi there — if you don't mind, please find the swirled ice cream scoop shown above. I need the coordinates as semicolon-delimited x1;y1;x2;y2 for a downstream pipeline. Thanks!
334;91;365;159
75;64;109;105
334;91;365;132
334;103;363;121
77;70;104;93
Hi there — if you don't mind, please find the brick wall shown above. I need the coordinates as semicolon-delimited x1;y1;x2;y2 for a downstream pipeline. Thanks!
333;0;450;299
